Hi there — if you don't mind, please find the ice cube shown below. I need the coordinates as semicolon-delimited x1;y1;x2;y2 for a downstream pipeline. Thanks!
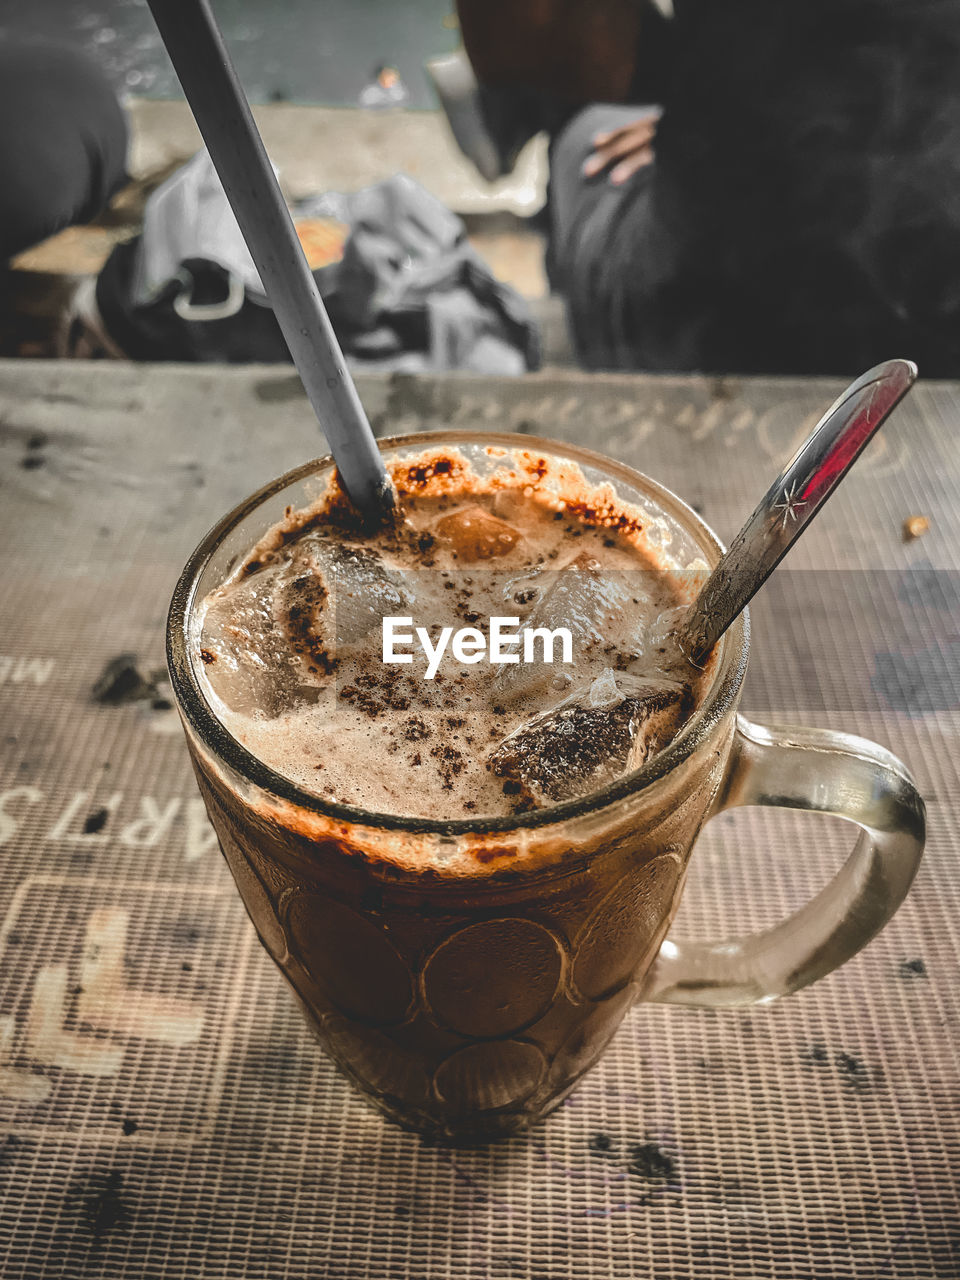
497;552;635;702
198;538;412;716
640;603;692;670
198;564;316;717
286;537;414;648
488;670;690;805
433;504;521;561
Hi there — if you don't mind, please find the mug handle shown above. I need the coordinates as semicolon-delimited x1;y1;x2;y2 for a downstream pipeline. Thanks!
641;716;926;1007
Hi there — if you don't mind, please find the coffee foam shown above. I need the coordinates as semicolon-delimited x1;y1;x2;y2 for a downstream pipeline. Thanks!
195;446;712;822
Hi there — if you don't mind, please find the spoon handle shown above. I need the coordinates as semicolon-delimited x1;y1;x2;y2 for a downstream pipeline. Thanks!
681;358;918;667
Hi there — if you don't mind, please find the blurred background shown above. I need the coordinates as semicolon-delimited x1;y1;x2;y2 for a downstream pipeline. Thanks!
1;0;554;363
4;1;959;378
3;0;458;107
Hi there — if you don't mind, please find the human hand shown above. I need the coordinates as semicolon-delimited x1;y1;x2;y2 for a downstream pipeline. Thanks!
582;112;661;185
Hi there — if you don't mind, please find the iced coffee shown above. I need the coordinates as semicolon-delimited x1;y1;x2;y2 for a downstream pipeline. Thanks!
179;439;721;1139
169;434;925;1140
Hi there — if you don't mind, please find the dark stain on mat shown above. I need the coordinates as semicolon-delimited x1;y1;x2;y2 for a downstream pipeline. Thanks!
589;1132;614;1156
803;1044;879;1093
71;1171;128;1237
628;1140;676;1181
92;655;169;707
835;1051;875;1093
0;1135;21;1166
82;808;109;834
899;958;927;979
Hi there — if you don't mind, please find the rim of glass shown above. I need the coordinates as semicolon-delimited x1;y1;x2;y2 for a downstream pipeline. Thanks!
167;430;749;836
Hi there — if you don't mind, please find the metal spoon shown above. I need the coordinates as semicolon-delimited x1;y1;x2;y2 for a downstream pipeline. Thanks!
680;358;918;667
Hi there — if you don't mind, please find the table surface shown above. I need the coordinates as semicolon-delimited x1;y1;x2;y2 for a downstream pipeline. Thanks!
0;360;958;1280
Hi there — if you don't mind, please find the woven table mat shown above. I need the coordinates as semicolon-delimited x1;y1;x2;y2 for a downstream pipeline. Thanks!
0;361;957;1279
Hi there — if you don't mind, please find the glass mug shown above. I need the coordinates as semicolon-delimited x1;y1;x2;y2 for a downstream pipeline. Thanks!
167;432;925;1142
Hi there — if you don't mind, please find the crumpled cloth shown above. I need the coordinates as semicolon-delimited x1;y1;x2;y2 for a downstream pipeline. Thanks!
303;174;540;375
108;151;539;374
